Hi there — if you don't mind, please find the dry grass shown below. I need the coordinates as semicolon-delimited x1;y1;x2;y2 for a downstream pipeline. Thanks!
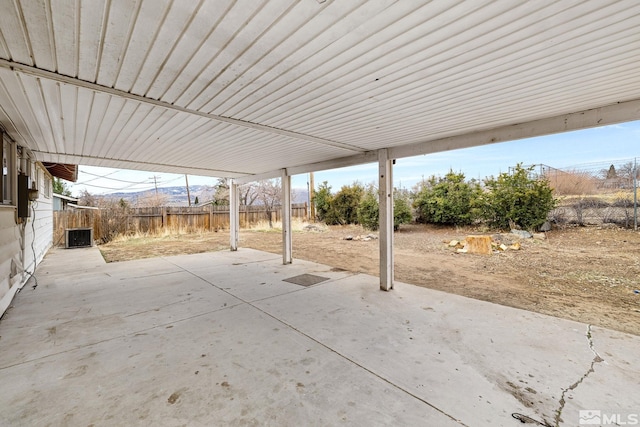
107;218;323;244
246;218;325;232
557;190;635;206
548;169;598;196
109;226;205;243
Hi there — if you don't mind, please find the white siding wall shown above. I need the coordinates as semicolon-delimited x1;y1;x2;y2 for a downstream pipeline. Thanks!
0;208;22;312
23;164;53;277
0;162;53;315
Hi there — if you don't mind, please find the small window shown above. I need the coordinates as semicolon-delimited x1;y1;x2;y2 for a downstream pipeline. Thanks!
44;175;51;198
1;133;14;204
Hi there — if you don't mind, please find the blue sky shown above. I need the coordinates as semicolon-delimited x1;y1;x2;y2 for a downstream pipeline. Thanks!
69;120;640;197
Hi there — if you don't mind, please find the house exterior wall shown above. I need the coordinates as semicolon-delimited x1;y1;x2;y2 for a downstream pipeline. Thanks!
23;164;53;280
0;133;53;315
0;207;22;313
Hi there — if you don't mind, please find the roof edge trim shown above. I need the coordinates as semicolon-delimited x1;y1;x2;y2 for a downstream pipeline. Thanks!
235;98;640;183
389;98;640;159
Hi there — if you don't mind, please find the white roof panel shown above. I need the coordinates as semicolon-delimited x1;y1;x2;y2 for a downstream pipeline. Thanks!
0;0;639;179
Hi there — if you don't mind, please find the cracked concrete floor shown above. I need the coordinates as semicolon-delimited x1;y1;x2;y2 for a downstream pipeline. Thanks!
0;247;638;426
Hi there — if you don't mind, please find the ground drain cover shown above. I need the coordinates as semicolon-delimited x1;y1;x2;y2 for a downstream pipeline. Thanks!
282;274;330;287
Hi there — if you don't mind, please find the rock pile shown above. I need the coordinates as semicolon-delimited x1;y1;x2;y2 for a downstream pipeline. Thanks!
445;229;545;255
343;234;378;241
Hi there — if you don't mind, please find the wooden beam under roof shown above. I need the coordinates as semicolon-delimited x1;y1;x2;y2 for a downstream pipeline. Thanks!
42;162;78;182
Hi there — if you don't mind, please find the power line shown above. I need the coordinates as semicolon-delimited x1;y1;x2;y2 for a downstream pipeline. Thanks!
74;175;188;193
79;170;148;184
561;157;637;170
73;181;156;191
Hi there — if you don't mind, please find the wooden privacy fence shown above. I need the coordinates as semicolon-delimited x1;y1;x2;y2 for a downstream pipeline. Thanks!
53;209;104;246
53;203;308;245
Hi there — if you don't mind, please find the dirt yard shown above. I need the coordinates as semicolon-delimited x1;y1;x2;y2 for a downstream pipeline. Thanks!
99;224;640;336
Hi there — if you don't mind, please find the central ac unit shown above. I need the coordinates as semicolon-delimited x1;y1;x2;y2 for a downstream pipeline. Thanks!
65;228;93;248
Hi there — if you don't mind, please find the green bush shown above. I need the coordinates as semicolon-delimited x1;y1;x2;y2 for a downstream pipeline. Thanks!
315;182;365;225
413;171;481;226
330;183;365;225
357;188;413;231
314;181;334;223
357;188;379;230
393;193;413;230
482;164;556;230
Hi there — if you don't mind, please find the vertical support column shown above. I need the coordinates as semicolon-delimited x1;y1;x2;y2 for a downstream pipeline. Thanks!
229;179;239;251
378;149;394;291
309;172;315;221
282;170;292;264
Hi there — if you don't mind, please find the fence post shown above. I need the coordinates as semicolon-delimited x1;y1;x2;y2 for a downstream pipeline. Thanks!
162;207;167;230
209;204;213;231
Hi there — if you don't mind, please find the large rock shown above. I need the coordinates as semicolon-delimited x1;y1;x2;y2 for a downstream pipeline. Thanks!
511;229;533;239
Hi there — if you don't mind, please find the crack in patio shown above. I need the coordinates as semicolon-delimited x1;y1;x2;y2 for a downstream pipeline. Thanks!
553;325;604;427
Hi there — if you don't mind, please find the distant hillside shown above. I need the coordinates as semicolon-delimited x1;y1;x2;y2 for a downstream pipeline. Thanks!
104;186;309;206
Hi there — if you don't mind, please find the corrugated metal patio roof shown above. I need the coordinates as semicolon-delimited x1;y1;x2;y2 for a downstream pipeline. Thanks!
0;0;639;179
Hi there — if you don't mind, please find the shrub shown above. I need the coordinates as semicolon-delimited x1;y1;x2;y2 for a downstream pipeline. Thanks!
357;188;414;231
413;171;481;226
357;188;379;230
393;193;413;230
314;181;334;222
331;183;365;225
316;182;365;225
482;164;556;230
612;196;633;228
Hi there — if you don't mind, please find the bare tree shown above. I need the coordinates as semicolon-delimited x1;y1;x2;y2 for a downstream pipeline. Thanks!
77;189;98;207
618;162;638;188
239;182;259;206
135;191;168;208
256;179;281;228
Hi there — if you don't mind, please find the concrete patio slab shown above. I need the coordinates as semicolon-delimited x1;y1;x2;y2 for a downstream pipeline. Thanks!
170;250;355;303
0;247;637;426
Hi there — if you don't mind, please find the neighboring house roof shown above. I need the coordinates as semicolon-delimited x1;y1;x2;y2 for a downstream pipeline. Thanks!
52;193;78;202
0;2;639;181
67;203;100;210
42;163;78;183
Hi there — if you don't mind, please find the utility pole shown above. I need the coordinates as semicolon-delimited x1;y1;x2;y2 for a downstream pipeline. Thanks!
151;175;159;196
185;174;191;207
309;172;315;221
